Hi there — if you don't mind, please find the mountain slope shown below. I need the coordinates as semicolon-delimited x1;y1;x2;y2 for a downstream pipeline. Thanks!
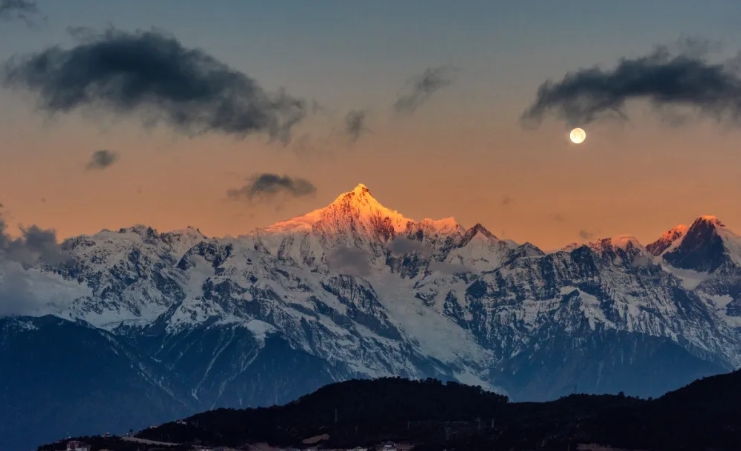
0;316;191;451
1;183;741;450
652;216;741;329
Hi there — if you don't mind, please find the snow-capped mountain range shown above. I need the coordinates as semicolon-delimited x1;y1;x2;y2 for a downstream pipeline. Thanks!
2;184;741;450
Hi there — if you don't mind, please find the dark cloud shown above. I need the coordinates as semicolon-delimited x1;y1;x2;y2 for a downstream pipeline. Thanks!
0;0;39;23
387;237;433;257
522;42;741;128
227;173;316;202
86;149;119;170
344;109;369;142
394;65;457;114
326;247;372;276
0;216;69;266
2;28;306;142
579;230;595;240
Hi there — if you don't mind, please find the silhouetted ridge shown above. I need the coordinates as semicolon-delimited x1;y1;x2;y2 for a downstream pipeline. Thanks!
36;370;736;451
132;378;508;448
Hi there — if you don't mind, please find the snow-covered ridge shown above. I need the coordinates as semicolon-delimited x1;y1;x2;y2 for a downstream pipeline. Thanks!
3;182;741;404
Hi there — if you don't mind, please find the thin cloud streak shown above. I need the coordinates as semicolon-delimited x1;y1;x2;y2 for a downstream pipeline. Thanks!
394;65;457;114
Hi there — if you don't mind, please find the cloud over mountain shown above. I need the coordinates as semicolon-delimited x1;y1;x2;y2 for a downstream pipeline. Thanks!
326;246;372;276
0;217;68;266
387;237;433;257
0;211;72;317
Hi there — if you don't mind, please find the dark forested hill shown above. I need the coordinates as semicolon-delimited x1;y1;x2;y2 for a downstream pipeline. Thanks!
38;370;741;451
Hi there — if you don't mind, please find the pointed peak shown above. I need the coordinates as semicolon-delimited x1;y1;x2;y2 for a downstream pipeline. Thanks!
329;183;378;207
693;215;725;228
657;224;688;241
647;224;687;256
512;241;545;257
664;216;737;272
262;184;410;234
326;183;384;208
468;223;496;239
459;223;498;247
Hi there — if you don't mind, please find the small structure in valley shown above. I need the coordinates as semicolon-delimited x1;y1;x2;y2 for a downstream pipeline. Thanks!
66;441;90;451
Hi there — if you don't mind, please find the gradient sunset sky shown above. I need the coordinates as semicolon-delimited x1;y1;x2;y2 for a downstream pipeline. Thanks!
2;0;741;250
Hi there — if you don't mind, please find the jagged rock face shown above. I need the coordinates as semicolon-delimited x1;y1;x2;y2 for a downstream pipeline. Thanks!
2;184;741;450
664;217;730;272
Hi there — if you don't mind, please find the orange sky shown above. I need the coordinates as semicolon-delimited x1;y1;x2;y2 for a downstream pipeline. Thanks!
2;97;740;251
2;1;741;251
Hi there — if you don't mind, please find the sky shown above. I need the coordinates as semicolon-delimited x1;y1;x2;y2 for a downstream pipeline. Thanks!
2;0;741;250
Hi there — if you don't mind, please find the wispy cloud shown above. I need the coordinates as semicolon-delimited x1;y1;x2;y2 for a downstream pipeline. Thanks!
429;261;470;275
344;109;369;142
387;237;433;258
579;230;595;240
86;149;119;170
326;247;372;276
2;27;306;143
394;65;457;114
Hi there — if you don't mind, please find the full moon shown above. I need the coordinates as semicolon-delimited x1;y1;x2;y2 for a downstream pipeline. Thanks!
569;127;586;144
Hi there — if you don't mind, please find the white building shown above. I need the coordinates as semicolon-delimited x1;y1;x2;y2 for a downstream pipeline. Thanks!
66;441;91;451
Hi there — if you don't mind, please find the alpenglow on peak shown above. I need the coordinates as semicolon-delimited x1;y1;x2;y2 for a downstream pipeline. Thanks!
261;183;410;234
259;183;467;236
